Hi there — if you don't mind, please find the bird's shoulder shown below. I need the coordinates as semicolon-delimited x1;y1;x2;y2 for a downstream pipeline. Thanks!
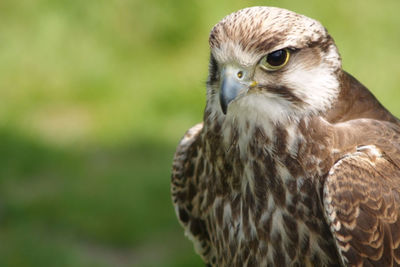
172;122;203;181
323;120;400;266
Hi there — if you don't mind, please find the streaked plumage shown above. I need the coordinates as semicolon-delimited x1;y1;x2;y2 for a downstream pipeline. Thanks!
171;6;400;266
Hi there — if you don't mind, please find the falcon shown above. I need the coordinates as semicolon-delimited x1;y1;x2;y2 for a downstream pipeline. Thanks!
171;6;400;266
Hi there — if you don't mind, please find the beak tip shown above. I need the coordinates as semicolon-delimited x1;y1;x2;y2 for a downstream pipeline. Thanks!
221;106;227;115
219;94;228;114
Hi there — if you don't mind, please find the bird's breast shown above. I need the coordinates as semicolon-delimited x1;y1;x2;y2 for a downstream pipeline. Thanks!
197;118;340;266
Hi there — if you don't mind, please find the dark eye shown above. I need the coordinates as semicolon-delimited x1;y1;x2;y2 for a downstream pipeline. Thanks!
259;49;290;71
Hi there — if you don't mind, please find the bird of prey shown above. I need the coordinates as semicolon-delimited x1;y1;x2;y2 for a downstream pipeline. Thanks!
171;6;400;267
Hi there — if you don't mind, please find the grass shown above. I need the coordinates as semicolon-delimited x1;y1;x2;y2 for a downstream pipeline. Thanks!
0;0;399;266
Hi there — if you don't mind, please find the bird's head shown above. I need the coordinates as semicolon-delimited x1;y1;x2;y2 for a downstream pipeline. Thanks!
206;6;342;125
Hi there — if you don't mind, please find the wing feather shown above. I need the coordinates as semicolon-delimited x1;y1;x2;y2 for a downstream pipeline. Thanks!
323;145;400;266
171;123;215;264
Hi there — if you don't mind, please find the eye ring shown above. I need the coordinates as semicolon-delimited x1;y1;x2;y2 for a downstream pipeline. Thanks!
259;48;290;71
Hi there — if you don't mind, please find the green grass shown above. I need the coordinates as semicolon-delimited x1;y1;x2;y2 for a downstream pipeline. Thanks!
0;0;399;266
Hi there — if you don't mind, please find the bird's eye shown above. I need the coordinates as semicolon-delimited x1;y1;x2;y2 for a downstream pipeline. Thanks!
259;49;290;71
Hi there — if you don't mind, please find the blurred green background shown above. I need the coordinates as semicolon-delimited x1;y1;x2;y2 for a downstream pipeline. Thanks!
0;0;399;266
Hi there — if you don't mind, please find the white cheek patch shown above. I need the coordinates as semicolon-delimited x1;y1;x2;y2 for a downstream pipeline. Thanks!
283;62;339;114
282;45;341;115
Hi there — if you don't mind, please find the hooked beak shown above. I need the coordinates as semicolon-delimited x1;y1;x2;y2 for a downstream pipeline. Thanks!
219;67;256;114
220;75;242;115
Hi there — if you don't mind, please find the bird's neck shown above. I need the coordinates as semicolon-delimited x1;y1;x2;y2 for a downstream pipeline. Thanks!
324;70;399;124
204;105;303;156
202;108;337;182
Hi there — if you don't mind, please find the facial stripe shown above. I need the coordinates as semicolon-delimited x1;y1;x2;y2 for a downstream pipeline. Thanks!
257;84;304;105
